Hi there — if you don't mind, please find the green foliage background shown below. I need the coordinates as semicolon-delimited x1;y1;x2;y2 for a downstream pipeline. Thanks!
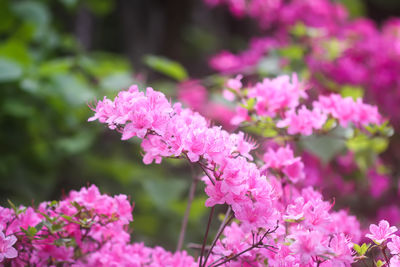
0;0;213;250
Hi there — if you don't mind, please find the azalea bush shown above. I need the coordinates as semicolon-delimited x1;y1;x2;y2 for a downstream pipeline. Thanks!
0;75;397;266
3;0;400;266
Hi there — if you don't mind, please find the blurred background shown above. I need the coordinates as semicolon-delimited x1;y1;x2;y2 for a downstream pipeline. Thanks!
1;0;400;250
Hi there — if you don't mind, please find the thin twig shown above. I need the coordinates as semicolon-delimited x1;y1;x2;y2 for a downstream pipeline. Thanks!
176;177;199;251
381;247;390;266
202;207;234;267
197;162;216;185
209;222;279;267
199;206;215;267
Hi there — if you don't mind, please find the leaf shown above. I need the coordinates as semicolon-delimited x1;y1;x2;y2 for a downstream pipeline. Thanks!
56;132;94;154
7;199;17;213
376;260;384;267
360;243;371;255
171;196;208;221
301;127;348;164
257;56;281;76
50;74;95;106
291;22;307;37
142;178;187;210
34;222;45;232
338;0;366;18
38;58;74;77
353;243;361;255
0;58;22;82
279;45;304;61
340;85;364;100
144;55;188;81
12;1;49;26
0;40;32;66
87;0;115;15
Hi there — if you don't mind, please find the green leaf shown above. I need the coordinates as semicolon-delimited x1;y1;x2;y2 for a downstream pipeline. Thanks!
323;39;344;61
61;215;80;224
0;40;31;66
340;85;364;100
38;58;74;77
360;243;371;255
301;127;348;164
0;58;22;82
12;1;49;24
59;0;78;8
56;132;94;154
353;243;361;254
87;0;115;15
257;56;281;76
12;1;50;37
142;178;186;210
144;55;188;81
279;45;304;61
100;73;135;91
291;22;307;37
371;137;389;154
171;196;208;221
376;260;384;267
28;226;38;236
50;74;95;106
34;222;44;232
7;199;17;213
2;99;34;117
338;0;366;18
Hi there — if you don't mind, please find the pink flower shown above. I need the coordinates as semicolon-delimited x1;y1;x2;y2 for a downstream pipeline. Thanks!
289;230;331;264
391;255;400;266
365;220;398;244
231;106;250;125
277;106;327;136
388;235;400;255
263;145;305;183
283;197;305;221
368;169;390;199
0;229;18;262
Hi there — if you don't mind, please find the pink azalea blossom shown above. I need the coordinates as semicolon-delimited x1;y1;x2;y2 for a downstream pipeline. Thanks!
0;229;17;262
365;220;398;244
388;235;400;255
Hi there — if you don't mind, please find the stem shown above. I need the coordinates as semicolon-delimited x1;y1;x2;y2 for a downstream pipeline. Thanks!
209;223;279;267
176;177;199;251
381;247;390;266
199;206;215;267
202;206;234;267
197;162;215;185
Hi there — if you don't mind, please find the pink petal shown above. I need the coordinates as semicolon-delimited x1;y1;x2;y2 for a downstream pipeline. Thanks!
5;235;17;246
4;247;17;259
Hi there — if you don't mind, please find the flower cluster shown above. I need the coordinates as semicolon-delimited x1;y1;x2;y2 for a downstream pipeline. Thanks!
207;0;400;132
227;74;382;136
90;84;279;231
0;185;199;266
88;81;386;266
204;0;346;31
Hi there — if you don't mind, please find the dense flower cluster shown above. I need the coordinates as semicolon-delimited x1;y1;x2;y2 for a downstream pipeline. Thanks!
204;0;346;31
87;81;386;266
2;73;397;265
227;74;382;136
206;0;400;132
0;185;198;266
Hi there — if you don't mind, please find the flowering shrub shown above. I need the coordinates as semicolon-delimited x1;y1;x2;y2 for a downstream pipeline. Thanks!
2;0;400;266
0;73;399;265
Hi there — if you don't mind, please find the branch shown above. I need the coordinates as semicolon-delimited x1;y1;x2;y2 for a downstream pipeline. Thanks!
176;177;199;251
199;206;215;267
209;222;279;267
202;206;234;267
